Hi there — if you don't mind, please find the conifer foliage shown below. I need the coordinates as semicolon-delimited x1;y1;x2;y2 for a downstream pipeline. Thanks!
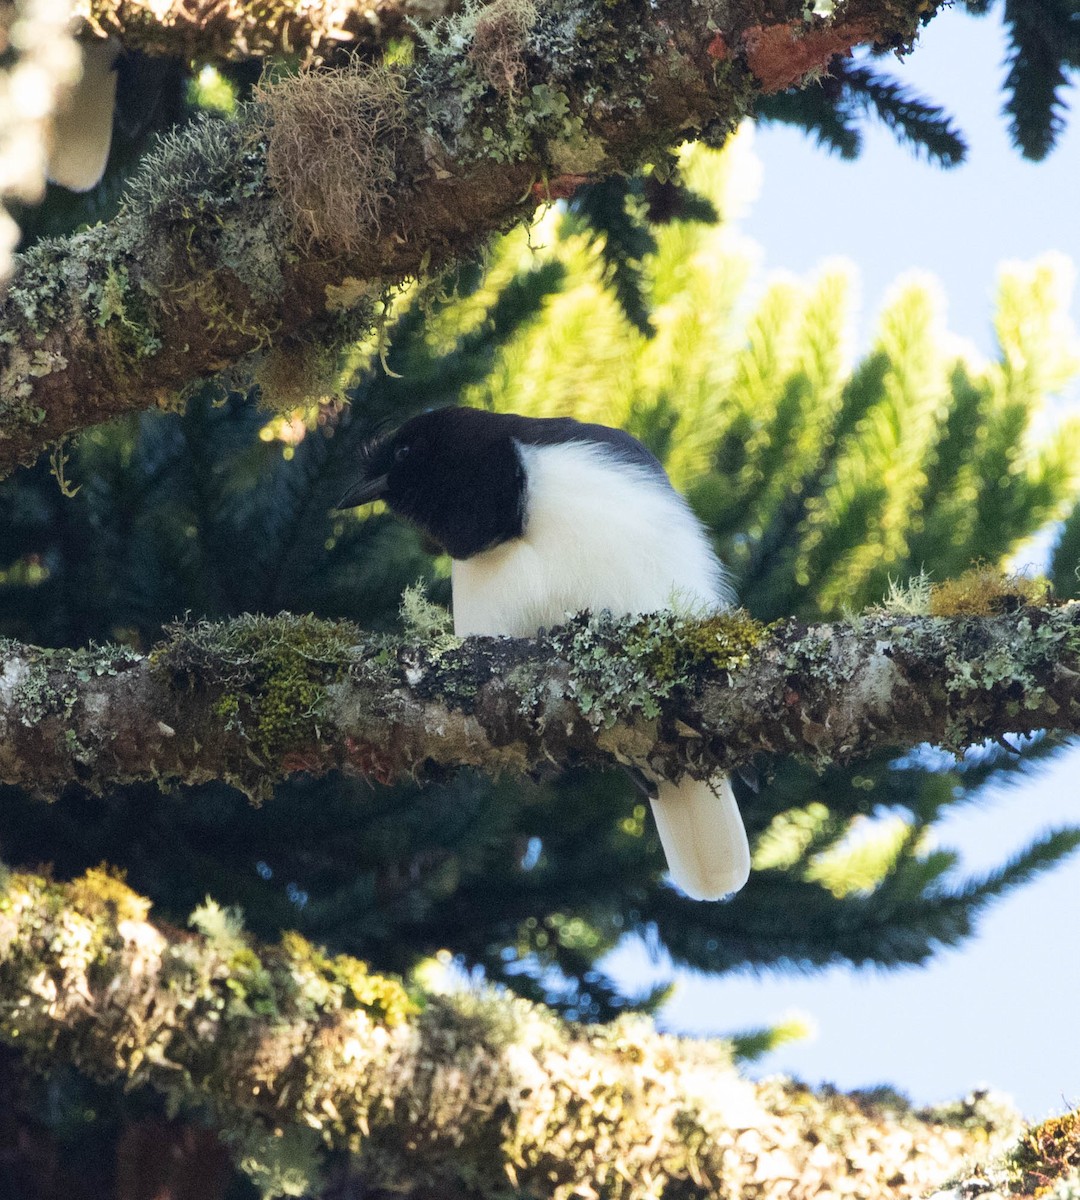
754;1;1080;165
755;59;967;165
992;0;1080;159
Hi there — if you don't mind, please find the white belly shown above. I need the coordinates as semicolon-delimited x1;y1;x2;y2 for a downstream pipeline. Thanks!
451;441;730;637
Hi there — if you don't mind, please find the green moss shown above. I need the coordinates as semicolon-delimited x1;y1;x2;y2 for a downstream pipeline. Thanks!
157;613;360;766
185;895;413;1029
632;609;768;682
213;692;241;724
225;946;280;1017
549;609;767;728
1009;1112;1080;1194
86;264;163;358
280;930;416;1026
251;661;320;758
66;865;151;926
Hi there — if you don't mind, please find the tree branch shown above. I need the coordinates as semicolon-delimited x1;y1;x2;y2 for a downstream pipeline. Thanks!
1;604;1077;801
0;866;1018;1198
76;0;458;64
0;0;942;476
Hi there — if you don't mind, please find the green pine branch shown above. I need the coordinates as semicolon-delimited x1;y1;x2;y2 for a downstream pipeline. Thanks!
1002;0;1078;160
755;59;966;166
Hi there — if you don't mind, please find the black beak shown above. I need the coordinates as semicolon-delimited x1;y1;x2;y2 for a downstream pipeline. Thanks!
335;474;389;509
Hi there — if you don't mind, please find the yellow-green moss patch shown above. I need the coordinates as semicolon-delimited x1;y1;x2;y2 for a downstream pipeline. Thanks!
631;608;768;683
1009;1111;1080;1195
551;609;768;727
929;566;1053;618
157;612;360;766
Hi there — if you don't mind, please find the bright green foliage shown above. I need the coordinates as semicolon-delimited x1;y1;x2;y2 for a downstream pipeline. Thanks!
466;138;1080;623
729;1013;815;1064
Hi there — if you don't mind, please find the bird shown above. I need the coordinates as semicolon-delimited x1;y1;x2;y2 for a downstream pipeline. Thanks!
337;406;751;900
47;36;119;192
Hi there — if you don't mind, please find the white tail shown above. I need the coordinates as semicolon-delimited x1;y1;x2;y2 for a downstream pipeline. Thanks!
649;774;750;900
48;39;119;192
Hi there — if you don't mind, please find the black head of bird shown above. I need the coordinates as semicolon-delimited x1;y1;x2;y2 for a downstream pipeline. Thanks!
336;407;528;559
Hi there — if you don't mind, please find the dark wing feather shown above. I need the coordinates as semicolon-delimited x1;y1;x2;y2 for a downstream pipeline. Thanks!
497;414;670;485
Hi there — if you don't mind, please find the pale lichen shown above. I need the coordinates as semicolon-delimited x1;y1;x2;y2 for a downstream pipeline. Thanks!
0;867;413;1194
547;609;766;729
7;641;139;726
0;861;1018;1199
253;61;409;253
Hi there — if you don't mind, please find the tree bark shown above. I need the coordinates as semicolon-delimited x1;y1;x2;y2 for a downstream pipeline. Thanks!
0;604;1076;801
76;0;459;64
0;0;943;477
0;867;1018;1200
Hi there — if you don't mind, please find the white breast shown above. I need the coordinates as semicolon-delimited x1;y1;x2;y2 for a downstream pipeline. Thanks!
452;440;732;637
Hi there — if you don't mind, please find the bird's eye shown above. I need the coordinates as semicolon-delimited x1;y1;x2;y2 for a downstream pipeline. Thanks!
395;445;410;463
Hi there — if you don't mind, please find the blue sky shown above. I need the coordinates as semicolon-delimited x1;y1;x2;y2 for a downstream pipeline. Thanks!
742;5;1080;359
610;5;1080;1121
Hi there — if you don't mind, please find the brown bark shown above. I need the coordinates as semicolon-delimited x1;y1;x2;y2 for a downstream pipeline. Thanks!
77;0;460;64
114;1121;232;1200
0;0;943;477
0;868;1016;1200
0;604;1074;801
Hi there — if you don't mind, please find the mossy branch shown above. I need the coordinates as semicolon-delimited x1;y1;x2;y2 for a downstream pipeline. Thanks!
917;1107;1080;1199
0;867;1017;1199
0;0;943;476
76;0;458;64
1;603;1079;801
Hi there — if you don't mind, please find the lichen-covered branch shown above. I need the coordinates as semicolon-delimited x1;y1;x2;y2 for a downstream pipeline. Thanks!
0;867;1018;1199
76;0;457;63
0;0;943;476
921;1110;1080;1200
1;603;1079;801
